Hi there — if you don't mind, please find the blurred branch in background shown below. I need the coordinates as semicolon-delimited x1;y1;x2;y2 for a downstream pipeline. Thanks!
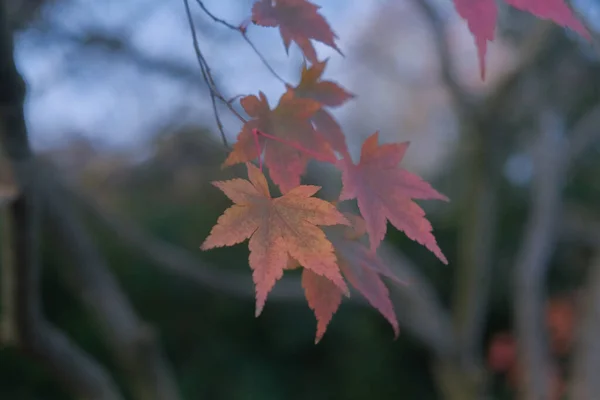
408;0;473;116
67;163;458;359
1;0;600;399
0;1;123;399
42;164;181;400
514;109;568;400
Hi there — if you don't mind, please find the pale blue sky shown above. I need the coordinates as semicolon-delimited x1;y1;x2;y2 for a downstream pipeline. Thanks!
12;0;600;166
16;0;378;151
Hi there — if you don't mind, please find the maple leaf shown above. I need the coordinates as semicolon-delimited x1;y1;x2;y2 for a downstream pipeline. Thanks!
332;213;402;337
251;0;342;64
223;91;336;192
292;60;354;107
201;163;350;316
337;132;449;263
302;269;343;343
290;60;354;156
301;213;405;343
454;0;589;79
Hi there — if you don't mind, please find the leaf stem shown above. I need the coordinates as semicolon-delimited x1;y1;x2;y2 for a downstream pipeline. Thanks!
194;0;290;86
251;129;337;167
251;129;263;171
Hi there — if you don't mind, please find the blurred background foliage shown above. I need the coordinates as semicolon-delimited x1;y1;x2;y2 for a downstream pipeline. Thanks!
0;0;600;399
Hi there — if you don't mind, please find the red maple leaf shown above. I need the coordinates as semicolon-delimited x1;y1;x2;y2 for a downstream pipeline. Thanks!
454;0;589;79
290;59;354;157
201;163;350;316
337;132;448;263
252;0;342;64
334;213;402;337
223;91;335;193
301;241;401;343
291;59;354;107
295;212;405;342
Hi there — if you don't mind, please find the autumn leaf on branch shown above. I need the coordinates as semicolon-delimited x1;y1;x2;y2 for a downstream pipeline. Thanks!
223;91;336;192
291;59;354;108
290;59;354;157
454;0;589;79
337;132;449;264
332;213;403;337
299;212;404;343
201;0;454;345
201;163;350;316
251;0;342;64
302;269;344;343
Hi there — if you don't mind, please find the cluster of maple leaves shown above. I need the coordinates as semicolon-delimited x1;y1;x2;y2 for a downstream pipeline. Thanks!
200;0;588;342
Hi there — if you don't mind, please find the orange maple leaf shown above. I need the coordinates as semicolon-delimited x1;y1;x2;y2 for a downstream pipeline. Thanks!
201;163;350;316
223;91;336;193
251;0;342;64
290;59;354;157
338;132;449;263
302;269;343;344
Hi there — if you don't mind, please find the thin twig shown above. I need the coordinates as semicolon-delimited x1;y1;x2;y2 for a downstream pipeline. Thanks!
241;32;289;85
183;0;233;148
194;0;289;85
194;0;238;30
182;0;246;148
209;87;229;147
253;128;337;164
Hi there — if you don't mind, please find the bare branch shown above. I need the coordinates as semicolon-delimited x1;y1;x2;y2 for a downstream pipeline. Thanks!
60;166;455;357
514;109;569;400
1;183;123;400
41;164;181;400
453;159;499;361
183;0;238;148
194;0;238;30
433;118;505;400
182;0;246;124
193;0;289;85
0;2;123;397
555;100;600;398
65;175;302;302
